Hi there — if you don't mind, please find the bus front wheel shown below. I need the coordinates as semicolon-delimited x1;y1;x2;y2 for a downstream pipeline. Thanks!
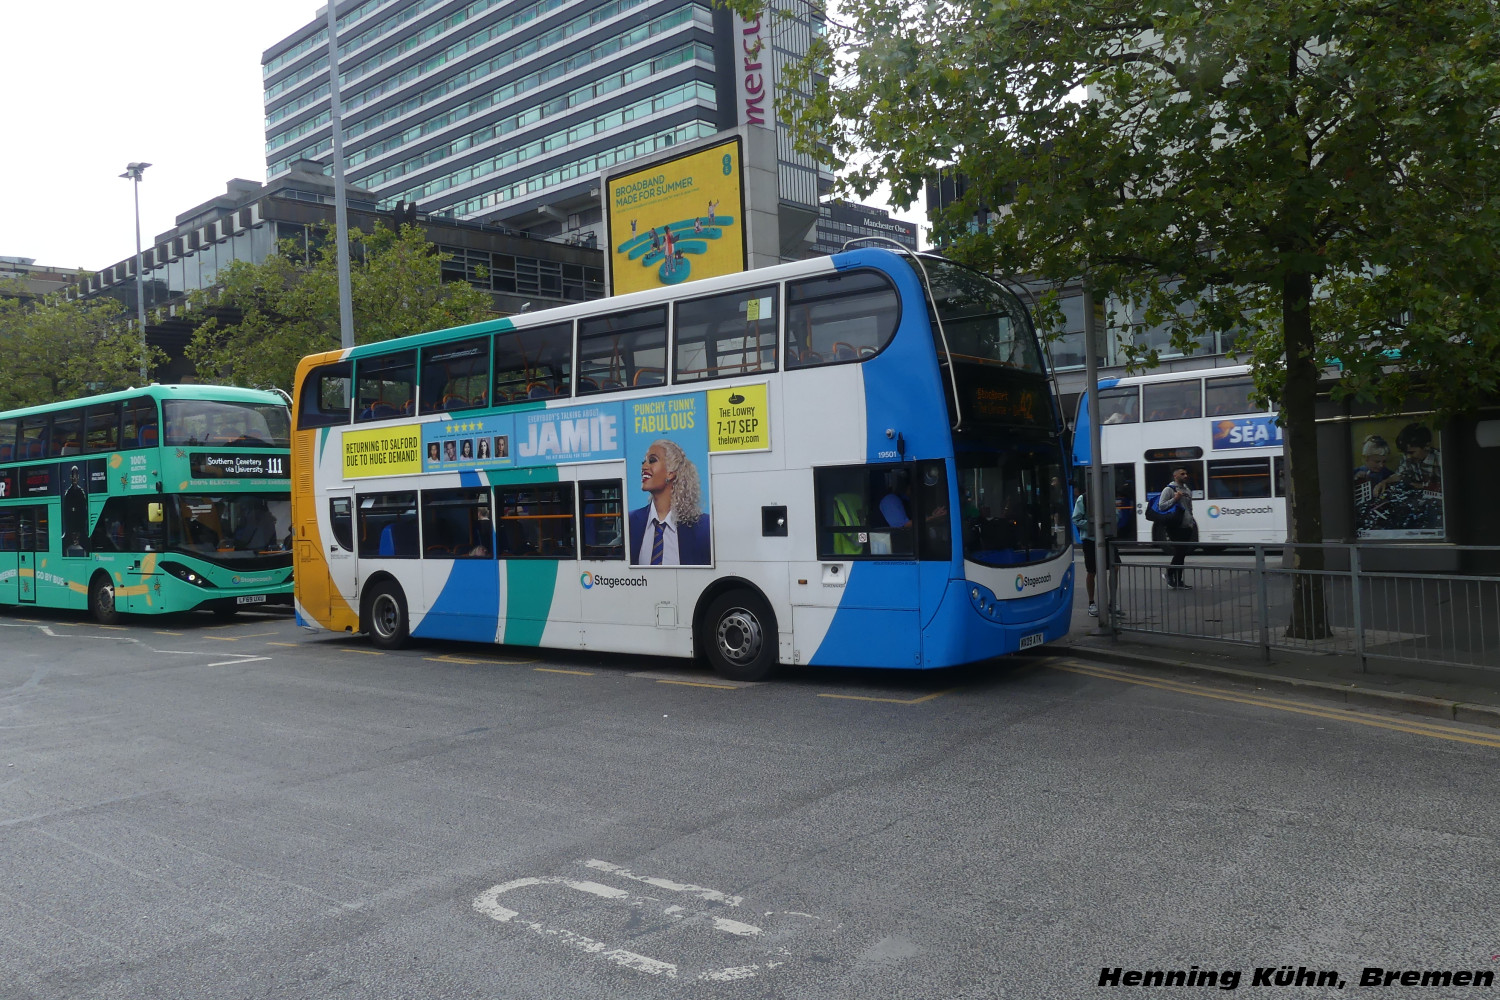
90;575;122;626
365;581;410;650
703;589;777;682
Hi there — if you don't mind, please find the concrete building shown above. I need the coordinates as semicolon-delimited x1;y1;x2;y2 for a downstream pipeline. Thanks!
261;0;829;254
67;160;604;382
0;258;85;302
808;201;918;257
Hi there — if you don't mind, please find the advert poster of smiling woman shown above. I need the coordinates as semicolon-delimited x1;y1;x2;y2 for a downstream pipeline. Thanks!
626;394;712;567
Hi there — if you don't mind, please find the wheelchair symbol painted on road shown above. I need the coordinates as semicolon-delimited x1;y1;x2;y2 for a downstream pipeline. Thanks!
472;858;830;980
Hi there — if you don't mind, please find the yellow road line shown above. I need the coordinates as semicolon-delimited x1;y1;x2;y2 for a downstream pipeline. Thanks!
817;688;956;705
1051;661;1500;749
425;653;537;666
341;648;384;655
155;631;183;636
95;625;127;631
656;679;737;690
205;636;238;642
535;667;596;676
267;642;299;647
236;632;279;638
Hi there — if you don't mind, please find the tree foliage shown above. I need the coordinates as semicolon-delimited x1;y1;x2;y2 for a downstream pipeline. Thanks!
0;281;166;410
772;0;1500;573
186;222;494;392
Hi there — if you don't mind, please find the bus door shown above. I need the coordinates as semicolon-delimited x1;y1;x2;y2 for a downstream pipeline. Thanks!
297;491;356;621
0;509;18;604
16;505;47;604
795;464;937;668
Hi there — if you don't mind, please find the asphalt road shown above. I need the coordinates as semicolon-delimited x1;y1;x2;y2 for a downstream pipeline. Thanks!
1;607;1497;999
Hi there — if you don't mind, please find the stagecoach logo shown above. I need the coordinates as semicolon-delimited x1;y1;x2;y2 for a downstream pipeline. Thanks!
1207;505;1275;518
1015;572;1053;592
230;574;276;585
580;571;648;590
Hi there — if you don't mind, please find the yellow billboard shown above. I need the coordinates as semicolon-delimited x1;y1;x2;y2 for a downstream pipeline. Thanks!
606;137;746;295
342;426;423;479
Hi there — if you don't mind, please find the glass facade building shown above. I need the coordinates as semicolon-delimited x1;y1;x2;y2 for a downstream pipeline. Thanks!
262;0;757;244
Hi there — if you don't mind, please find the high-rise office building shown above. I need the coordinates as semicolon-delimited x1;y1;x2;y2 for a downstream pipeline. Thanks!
262;0;827;250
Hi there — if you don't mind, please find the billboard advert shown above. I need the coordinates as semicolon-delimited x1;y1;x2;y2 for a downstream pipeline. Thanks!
605;137;746;295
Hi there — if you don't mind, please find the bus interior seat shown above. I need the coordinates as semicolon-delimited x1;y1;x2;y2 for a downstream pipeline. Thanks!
377;516;419;557
632;368;664;386
370;402;400;419
800;351;824;365
858;345;879;358
832;341;857;361
471;390;488;407
527;382;553;399
0;444;11;462
575;377;599;393
138;424;158;447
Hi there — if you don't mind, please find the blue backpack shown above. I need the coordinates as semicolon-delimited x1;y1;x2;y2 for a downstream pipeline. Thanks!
1146;493;1184;527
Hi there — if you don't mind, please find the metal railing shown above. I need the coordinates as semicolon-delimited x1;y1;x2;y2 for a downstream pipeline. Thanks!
1102;541;1500;672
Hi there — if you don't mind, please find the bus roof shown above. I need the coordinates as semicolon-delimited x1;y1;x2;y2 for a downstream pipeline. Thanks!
0;384;288;422
1088;363;1252;392
328;247;934;362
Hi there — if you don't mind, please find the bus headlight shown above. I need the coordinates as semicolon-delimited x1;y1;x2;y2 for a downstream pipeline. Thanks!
160;561;219;588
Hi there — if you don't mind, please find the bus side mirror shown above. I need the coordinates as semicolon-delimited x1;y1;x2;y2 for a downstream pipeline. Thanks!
148;502;164;524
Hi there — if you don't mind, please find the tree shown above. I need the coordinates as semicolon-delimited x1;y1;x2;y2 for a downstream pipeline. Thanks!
774;0;1500;637
186;222;494;391
0;280;165;410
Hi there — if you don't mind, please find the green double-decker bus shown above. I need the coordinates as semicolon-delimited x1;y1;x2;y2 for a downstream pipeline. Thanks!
0;385;294;623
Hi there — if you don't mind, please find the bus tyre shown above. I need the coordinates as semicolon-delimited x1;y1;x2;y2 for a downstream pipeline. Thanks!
212;607;240;621
703;590;777;682
90;575;122;626
365;581;410;650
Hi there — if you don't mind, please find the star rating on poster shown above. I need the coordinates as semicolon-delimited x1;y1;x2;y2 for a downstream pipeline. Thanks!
445;420;484;434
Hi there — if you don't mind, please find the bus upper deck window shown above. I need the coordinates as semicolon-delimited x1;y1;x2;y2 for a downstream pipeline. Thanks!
298;361;352;429
786;269;899;368
1142;380;1202;422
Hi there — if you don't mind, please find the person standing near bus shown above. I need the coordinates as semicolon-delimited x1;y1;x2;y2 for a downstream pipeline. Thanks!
1072;489;1097;616
631;439;711;565
1159;467;1196;590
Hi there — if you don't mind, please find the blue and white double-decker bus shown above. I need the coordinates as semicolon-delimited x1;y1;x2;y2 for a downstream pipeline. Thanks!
290;248;1073;679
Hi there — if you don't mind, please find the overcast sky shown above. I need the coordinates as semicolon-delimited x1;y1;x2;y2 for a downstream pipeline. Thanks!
6;1;923;273
6;1;323;271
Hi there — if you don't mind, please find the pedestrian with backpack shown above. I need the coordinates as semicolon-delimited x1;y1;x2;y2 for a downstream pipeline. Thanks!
1155;467;1197;589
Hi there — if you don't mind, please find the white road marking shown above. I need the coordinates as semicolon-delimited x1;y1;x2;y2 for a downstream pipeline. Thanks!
583;859;745;905
472;860;813;981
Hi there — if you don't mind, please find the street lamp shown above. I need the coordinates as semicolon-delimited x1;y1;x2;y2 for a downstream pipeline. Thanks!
119;161;151;382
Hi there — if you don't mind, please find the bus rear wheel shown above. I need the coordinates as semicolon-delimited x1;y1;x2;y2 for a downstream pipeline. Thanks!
90;575;122;626
703;589;777;682
365;581;410;650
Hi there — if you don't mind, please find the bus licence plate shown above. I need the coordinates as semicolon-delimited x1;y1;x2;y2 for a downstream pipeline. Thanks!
1018;632;1044;650
236;595;267;605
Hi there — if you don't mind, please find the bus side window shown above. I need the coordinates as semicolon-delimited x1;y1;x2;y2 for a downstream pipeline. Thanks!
673;286;778;383
786;269;900;368
580;480;624;560
578;307;667;394
420;337;489;415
